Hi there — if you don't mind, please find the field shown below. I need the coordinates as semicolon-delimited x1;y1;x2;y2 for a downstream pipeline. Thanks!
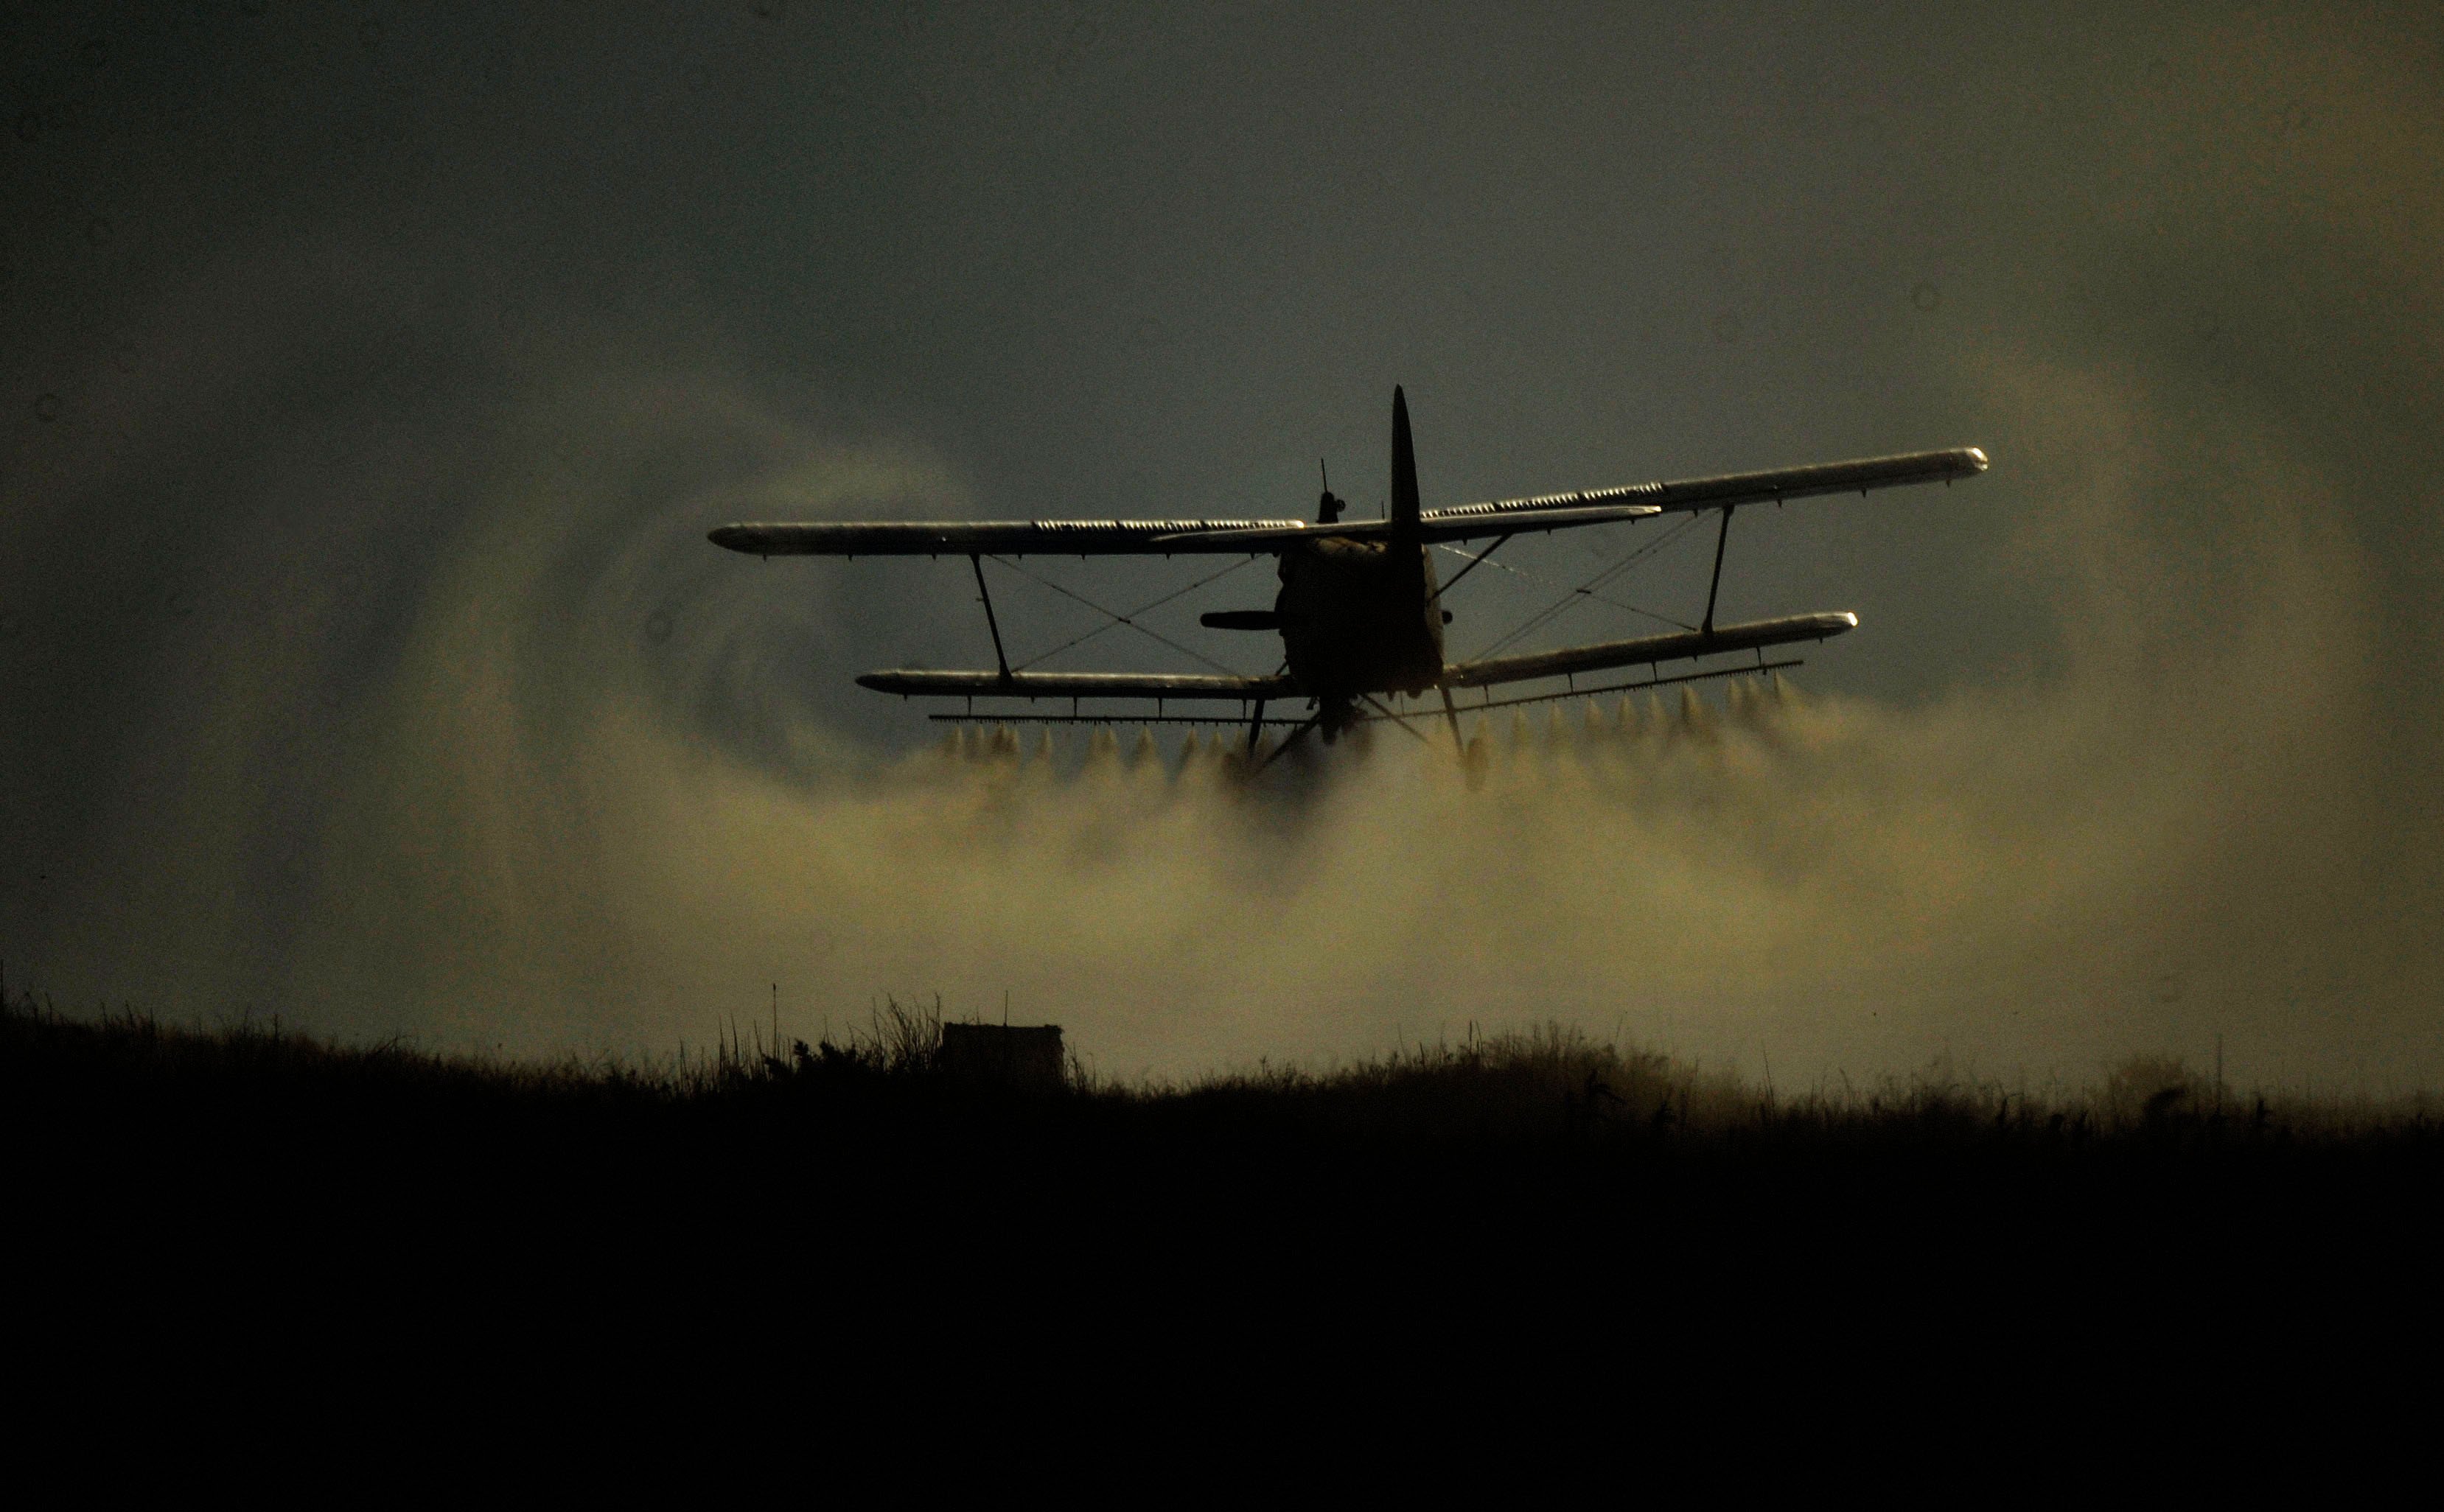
17;987;2432;1432
15;989;2439;1290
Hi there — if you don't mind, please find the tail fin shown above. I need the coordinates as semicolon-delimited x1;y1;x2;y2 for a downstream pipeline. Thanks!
1389;385;1421;537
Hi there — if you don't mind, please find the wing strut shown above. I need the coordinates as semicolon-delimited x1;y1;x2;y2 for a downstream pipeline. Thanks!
1359;693;1434;746
1701;508;1734;637
969;555;1011;679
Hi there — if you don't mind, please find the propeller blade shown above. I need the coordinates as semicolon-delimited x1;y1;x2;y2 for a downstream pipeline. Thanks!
1390;385;1421;536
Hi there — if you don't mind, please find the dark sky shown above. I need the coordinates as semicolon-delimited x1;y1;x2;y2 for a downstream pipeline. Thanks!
4;2;2440;1084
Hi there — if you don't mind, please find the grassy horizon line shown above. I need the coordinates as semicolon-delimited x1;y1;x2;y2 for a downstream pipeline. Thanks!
7;985;2437;1147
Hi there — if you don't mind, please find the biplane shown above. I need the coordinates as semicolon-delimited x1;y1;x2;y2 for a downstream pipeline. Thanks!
708;389;1986;768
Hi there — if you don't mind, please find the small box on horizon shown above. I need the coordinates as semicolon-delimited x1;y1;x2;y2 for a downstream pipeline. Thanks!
938;1023;1065;1091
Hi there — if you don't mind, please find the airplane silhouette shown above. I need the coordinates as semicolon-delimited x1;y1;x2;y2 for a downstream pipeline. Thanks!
710;388;1985;767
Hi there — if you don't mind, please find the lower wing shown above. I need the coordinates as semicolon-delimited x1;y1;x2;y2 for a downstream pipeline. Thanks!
855;669;1299;701
1443;612;1857;689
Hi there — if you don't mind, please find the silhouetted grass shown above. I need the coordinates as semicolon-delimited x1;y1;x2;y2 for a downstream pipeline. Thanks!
11;987;2440;1323
19;987;2429;1147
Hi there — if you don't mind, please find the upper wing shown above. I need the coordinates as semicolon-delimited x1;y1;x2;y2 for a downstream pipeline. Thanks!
1445;612;1858;689
856;668;1298;701
708;519;1312;557
1172;447;1987;549
710;447;1986;557
1446;447;1989;522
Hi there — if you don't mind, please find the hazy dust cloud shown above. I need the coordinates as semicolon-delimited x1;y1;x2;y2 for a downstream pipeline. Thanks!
2;4;2440;1086
13;327;2431;1089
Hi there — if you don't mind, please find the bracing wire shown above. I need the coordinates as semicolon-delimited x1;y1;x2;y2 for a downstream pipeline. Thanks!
1465;513;1706;662
1434;542;1698;634
986;553;1247;676
1010;554;1258;671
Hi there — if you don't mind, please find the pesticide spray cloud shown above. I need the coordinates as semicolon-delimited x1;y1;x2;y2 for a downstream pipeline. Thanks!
9;308;2431;1088
2;4;2439;1085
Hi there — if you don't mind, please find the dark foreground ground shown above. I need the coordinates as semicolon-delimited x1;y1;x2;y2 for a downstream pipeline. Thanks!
13;993;2443;1385
15;998;2439;1242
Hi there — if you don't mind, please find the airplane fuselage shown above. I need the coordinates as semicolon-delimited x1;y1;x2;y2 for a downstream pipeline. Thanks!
1274;535;1446;704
